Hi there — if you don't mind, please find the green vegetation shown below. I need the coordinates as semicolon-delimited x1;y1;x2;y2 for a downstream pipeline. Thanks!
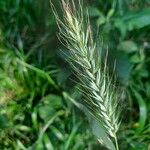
0;0;150;149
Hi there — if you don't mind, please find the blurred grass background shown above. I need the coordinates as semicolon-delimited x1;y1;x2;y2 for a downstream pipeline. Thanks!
0;0;150;149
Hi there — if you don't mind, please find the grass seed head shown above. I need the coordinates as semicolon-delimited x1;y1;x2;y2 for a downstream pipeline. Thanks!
52;0;121;149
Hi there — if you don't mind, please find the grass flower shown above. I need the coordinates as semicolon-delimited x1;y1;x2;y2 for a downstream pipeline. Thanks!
51;0;121;149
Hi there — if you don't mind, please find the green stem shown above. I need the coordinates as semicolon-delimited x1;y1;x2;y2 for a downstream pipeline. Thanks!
114;136;119;150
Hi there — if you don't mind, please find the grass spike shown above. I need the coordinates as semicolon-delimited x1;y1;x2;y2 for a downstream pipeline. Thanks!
51;0;121;149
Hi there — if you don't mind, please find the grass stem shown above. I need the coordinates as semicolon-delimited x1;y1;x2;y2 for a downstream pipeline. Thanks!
114;135;119;150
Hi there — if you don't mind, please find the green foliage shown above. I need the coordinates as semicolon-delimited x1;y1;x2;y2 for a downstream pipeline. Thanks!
0;0;150;149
